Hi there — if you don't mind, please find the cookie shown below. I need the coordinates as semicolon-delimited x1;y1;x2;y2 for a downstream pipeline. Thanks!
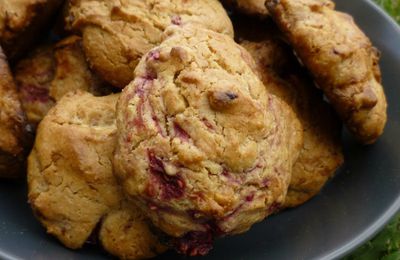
14;45;56;126
0;0;64;60
0;46;29;178
66;0;234;88
28;91;165;259
266;0;387;144
222;0;269;17
114;25;302;256
14;36;112;127
236;18;344;208
100;204;167;260
50;36;112;100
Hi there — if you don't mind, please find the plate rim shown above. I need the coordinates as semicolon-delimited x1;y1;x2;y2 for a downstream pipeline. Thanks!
321;0;400;259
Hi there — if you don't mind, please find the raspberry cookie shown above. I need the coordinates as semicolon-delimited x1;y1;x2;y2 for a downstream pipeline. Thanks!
0;0;64;60
0;46;29;178
15;36;112;126
266;0;387;144
236;18;344;208
66;0;234;88
28;91;165;259
114;25;302;255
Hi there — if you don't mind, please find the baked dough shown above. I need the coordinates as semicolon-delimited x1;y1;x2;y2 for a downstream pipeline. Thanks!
266;0;387;144
114;25;302;255
28;91;165;259
0;0;64;60
15;36;112;126
236;18;344;208
66;0;234;88
0;46;29;178
222;0;269;17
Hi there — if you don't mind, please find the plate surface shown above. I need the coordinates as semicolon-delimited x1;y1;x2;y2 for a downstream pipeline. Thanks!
1;0;400;259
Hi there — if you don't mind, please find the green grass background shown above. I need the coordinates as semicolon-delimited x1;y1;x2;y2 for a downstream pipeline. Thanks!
375;0;400;23
346;1;400;259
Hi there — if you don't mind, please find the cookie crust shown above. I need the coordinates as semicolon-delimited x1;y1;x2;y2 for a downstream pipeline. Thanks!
235;17;344;207
0;0;64;60
0;46;28;178
223;0;269;17
14;36;112;127
114;26;302;255
66;0;234;88
28;91;165;259
266;0;387;144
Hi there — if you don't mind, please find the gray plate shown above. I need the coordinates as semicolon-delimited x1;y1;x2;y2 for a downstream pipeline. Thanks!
1;0;400;259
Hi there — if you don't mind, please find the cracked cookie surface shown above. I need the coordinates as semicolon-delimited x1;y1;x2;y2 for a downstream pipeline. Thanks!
236;18;344;208
266;0;387;144
66;0;234;88
114;25;302;256
14;36;112;127
28;91;165;259
100;203;167;260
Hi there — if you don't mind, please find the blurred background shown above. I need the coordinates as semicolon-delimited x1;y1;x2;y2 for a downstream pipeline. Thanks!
375;0;400;23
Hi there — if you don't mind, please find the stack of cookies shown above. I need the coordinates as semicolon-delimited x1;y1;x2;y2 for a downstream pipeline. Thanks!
0;0;388;259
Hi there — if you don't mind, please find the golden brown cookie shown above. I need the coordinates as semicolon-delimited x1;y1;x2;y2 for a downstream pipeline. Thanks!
114;25;302;256
0;46;29;178
236;18;344;208
0;0;64;60
14;36;112;127
28;91;165;259
222;0;269;17
50;36;112;100
266;0;387;144
100;204;167;260
14;45;56;126
66;0;234;88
